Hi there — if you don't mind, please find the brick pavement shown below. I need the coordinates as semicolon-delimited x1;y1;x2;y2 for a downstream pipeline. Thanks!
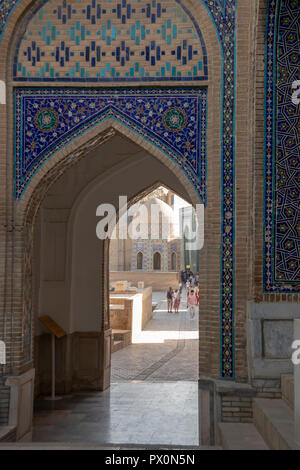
111;291;199;382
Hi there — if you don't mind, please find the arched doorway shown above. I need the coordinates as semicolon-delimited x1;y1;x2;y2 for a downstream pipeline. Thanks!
136;252;143;270
153;252;162;271
28;130;202;445
27;129;199;395
171;252;177;271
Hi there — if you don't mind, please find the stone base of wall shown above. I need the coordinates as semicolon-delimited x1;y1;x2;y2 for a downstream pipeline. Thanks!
0;426;16;442
215;380;256;425
215;380;284;426
221;396;253;423
248;302;300;390
110;287;152;336
6;369;35;442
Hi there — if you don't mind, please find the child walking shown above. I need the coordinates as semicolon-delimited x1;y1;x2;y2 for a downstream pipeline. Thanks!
187;289;197;319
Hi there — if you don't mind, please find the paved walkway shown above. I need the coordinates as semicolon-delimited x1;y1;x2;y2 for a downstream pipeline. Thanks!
33;382;198;446
111;291;199;382
32;291;199;446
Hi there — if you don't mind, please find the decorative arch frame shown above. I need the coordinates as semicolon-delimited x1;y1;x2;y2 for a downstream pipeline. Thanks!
0;0;239;380
153;251;162;271
14;87;208;201
171;251;177;271
136;251;143;270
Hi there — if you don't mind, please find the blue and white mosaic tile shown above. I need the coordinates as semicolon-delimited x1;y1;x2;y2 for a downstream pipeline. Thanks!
264;0;300;293
14;87;208;201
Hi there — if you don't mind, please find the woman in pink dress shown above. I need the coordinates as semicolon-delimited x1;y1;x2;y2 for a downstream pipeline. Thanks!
195;285;200;305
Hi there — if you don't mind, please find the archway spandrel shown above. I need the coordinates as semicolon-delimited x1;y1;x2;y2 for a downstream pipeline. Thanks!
4;0;234;384
14;87;208;204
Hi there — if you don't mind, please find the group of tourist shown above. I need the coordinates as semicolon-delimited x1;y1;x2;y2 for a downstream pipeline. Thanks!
180;270;199;287
166;277;200;319
167;286;181;314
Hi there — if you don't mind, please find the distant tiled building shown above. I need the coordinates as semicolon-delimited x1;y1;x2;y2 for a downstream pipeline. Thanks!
110;191;182;272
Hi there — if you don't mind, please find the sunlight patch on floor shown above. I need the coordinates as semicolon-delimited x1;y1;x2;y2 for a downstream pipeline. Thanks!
132;329;199;344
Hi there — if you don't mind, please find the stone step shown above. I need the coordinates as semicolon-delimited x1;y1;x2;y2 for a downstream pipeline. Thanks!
281;374;294;410
112;340;124;353
112;329;131;348
253;398;299;450
0;442;223;450
217;423;269;450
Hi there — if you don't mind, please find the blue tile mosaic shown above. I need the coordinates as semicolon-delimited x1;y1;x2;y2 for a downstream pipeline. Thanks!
264;0;300;293
200;0;237;379
14;87;207;202
0;0;20;42
13;0;208;82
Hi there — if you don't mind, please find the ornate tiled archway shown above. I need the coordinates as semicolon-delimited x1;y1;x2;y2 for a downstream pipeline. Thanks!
1;0;237;388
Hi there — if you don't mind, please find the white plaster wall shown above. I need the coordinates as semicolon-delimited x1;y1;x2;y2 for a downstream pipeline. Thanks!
34;134;194;334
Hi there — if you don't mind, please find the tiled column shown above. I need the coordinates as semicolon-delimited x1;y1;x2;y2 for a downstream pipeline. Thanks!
295;320;300;446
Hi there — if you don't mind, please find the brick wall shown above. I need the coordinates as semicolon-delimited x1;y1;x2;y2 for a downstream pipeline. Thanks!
109;298;133;330
221;395;253;424
110;271;179;291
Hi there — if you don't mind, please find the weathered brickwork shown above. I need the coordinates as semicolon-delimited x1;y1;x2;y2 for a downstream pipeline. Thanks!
221;395;253;424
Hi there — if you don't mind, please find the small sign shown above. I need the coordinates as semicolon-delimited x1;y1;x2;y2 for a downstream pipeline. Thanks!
39;316;66;338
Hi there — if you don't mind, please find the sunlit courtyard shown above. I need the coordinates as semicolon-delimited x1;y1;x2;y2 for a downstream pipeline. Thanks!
32;291;199;447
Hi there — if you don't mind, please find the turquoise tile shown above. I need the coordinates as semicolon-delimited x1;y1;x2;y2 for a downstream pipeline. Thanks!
131;25;135;40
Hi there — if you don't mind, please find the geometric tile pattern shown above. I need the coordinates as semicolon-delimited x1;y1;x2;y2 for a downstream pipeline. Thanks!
14;87;208;201
264;0;300;292
131;240;170;272
14;0;208;82
201;0;236;378
0;0;225;44
0;0;20;42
